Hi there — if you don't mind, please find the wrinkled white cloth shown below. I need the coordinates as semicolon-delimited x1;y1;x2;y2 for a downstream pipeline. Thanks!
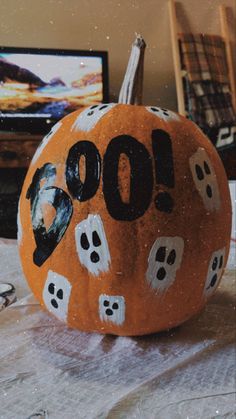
0;239;235;419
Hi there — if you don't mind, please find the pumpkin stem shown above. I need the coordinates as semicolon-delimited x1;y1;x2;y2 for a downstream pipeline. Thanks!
118;34;146;105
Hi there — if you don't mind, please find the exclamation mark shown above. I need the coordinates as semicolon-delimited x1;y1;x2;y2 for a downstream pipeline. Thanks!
152;129;175;213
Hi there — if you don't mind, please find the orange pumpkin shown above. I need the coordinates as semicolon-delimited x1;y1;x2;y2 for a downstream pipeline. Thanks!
18;102;231;336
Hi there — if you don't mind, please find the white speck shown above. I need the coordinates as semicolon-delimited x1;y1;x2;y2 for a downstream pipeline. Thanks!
106;35;110;40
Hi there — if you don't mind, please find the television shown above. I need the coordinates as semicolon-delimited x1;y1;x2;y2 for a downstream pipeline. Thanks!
0;46;109;134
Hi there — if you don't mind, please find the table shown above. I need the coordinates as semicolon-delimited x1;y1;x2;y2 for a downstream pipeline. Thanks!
0;239;235;419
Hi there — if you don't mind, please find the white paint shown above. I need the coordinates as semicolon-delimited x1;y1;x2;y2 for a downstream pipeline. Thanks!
31;121;62;164
72;103;116;132
0;283;16;311
229;181;235;240
0;296;6;311
216;126;236;149
146;236;184;293
43;270;72;322
203;247;226;298
146;106;180;122
99;294;125;325
32;187;57;231
17;200;23;246
75;214;111;276
0;283;13;294
189;147;220;211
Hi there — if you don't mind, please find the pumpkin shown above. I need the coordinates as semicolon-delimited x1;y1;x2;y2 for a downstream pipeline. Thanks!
18;37;231;336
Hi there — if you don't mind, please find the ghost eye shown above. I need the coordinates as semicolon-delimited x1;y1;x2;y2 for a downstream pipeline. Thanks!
48;282;55;294
204;161;211;174
195;164;204;180
92;231;101;247
212;257;218;270
219;255;223;269
56;289;63;300
80;233;90;250
99;105;109;111
167;249;176;265
155;246;166;262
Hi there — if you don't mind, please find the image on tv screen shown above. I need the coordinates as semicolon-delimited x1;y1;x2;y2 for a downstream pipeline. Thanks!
0;53;104;119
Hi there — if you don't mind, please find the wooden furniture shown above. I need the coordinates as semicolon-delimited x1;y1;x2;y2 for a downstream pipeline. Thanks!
168;1;236;180
168;1;236;115
219;5;236;112
0;132;42;238
0;132;42;169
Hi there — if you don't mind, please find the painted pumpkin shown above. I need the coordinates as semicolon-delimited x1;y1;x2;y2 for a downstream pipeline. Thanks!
18;103;231;336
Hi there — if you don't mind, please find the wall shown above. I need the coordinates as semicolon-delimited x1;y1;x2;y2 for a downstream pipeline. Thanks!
0;0;235;109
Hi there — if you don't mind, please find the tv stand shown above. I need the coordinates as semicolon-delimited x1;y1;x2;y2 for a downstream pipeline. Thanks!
0;131;42;168
0;132;42;238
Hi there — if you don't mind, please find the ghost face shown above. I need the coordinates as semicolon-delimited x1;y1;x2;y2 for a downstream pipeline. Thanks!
189;148;220;211
75;214;111;276
43;270;72;322
72;104;116;132
99;294;125;325
146;237;184;293
146;106;180;122
203;248;225;298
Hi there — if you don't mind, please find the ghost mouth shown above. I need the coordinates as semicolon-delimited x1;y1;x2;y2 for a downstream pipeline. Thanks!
90;251;100;263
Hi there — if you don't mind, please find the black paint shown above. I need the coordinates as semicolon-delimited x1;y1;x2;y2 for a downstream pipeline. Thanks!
99;105;109;111
219;255;223;269
106;308;113;316
51;299;58;309
103;135;153;221
152;129;175;213
155;246;166;262
90;251;100;263
93;231;101;247
112;302;119;310
156;267;166;280
204;161;211;174
66;140;101;202
206;184;213;198
155;192;174;213
212;257;218;271
57;289;63;300
27;163;73;267
48;283;55;294
195;164;204;180
167;249;176;265
80;233;90;250
210;274;218;288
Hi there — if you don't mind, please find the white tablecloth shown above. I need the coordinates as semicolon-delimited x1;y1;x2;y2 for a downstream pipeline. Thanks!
0;239;235;419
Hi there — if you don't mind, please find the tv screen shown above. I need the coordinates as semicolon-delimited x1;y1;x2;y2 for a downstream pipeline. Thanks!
0;47;109;134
